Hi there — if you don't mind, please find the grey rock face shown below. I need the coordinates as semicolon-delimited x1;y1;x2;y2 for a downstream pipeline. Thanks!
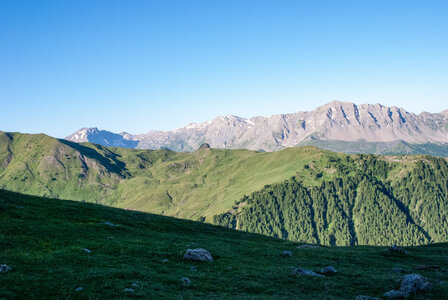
291;267;325;278
320;266;337;275
66;101;448;152
183;248;213;262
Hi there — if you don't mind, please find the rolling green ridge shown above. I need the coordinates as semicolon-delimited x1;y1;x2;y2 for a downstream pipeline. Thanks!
214;154;448;246
1;132;448;247
0;132;322;220
1;190;447;299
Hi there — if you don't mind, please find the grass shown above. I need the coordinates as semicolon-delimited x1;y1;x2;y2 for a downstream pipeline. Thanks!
0;132;328;220
1;189;447;299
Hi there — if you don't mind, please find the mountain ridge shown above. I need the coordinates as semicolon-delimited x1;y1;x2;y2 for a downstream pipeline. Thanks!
66;101;448;153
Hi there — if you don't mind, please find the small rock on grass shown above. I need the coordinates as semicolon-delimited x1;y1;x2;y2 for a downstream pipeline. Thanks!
102;221;117;227
385;245;406;255
296;244;320;249
383;273;431;298
320;266;337;275
282;251;292;257
81;248;92;253
183;248;213;262
181;277;191;285
383;290;407;298
0;264;11;273
75;287;84;292
355;296;382;300
399;274;432;295
161;259;169;263
132;283;138;288
190;266;197;271
291;267;325;278
124;288;135;293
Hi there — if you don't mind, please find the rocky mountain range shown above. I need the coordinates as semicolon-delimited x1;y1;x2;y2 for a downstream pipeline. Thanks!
66;101;448;154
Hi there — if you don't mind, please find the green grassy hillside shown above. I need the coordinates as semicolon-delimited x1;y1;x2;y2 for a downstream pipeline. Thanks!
1;190;447;299
0;132;325;220
1;132;448;247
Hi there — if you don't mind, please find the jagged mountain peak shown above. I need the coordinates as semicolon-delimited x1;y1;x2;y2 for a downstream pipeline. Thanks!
66;101;448;152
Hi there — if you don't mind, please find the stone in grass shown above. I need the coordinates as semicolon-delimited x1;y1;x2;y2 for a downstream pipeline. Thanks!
181;277;191;285
320;266;337;275
399;274;432;295
384;274;431;298
124;288;135;293
282;251;292;257
161;259;169;263
383;290;407;298
75;287;84;292
291;267;325;278
81;248;92;253
190;266;197;271
296;244;320;249
131;283;138;288
355;296;382;300
183;249;213;262
0;264;11;273
102;221;117;227
385;245;406;255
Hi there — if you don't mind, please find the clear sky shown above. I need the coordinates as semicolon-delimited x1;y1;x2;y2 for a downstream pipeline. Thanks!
1;0;447;138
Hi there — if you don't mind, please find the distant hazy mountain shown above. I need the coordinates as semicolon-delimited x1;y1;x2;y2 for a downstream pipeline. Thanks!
66;101;448;154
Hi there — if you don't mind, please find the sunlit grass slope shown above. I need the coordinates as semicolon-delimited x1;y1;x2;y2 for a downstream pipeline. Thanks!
0;132;326;220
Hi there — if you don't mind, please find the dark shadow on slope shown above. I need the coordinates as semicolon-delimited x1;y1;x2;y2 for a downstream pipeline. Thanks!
58;139;130;177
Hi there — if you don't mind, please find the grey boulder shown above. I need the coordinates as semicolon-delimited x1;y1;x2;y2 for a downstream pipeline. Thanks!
384;274;431;298
399;274;432;295
291;267;325;278
355;296;383;300
183;248;213;262
383;290;407;298
320;266;337;275
0;264;11;273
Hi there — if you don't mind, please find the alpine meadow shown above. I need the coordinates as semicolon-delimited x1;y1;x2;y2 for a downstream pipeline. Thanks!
2;0;448;299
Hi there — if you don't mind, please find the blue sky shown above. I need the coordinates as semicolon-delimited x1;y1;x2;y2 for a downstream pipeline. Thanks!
1;0;447;138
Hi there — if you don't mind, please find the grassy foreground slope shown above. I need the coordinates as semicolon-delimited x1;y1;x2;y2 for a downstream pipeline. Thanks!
0;132;324;220
1;190;447;299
